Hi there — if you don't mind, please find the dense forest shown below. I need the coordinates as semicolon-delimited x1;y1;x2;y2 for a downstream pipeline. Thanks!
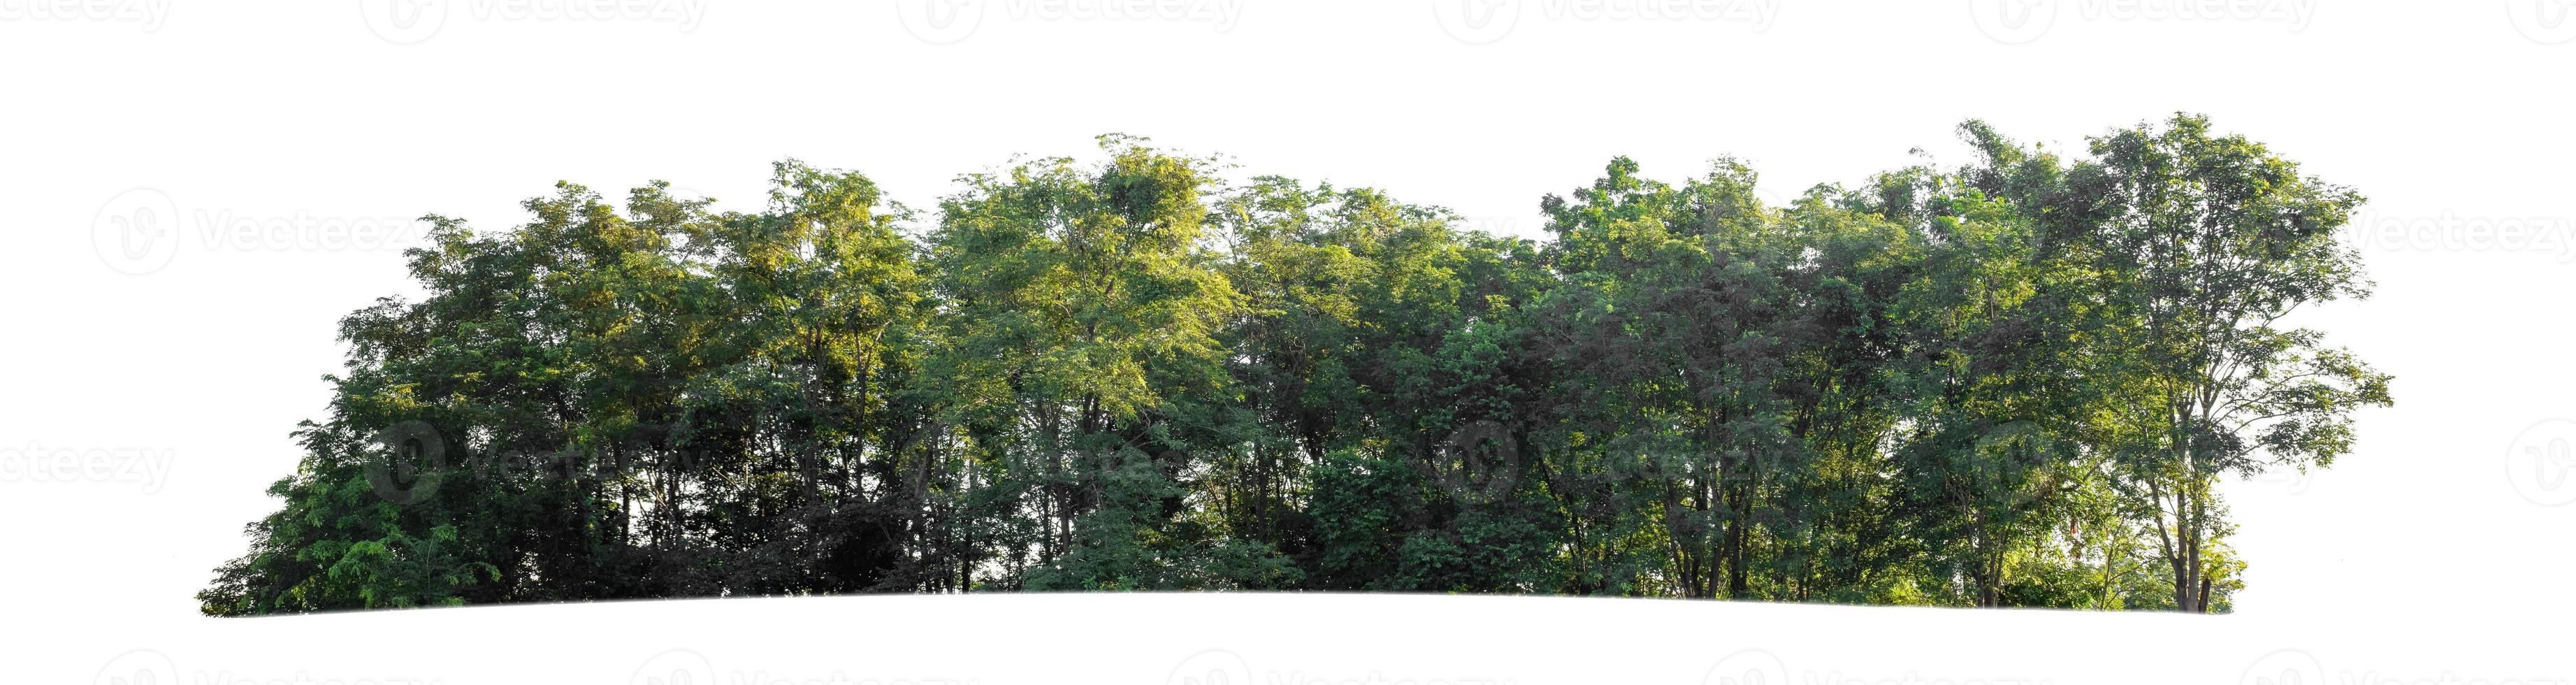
200;115;2390;615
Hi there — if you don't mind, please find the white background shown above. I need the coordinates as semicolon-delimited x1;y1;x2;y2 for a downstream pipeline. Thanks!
5;0;2573;682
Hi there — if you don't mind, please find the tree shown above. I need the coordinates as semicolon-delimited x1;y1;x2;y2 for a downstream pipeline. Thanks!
922;135;1293;591
2079;114;2394;612
203;117;2389;614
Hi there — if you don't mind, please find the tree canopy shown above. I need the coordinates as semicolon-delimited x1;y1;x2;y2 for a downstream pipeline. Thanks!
200;115;2389;615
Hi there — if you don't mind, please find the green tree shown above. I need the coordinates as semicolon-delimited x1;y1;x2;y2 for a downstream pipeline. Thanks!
203;117;2389;614
922;135;1292;591
2082;114;2393;612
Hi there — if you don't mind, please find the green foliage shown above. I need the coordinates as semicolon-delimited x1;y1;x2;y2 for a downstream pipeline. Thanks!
203;116;2387;614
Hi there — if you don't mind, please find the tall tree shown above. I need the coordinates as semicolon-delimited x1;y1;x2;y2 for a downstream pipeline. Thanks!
922;135;1294;591
2078;114;2392;612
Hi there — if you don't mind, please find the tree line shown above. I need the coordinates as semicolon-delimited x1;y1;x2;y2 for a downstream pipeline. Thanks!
199;114;2391;615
